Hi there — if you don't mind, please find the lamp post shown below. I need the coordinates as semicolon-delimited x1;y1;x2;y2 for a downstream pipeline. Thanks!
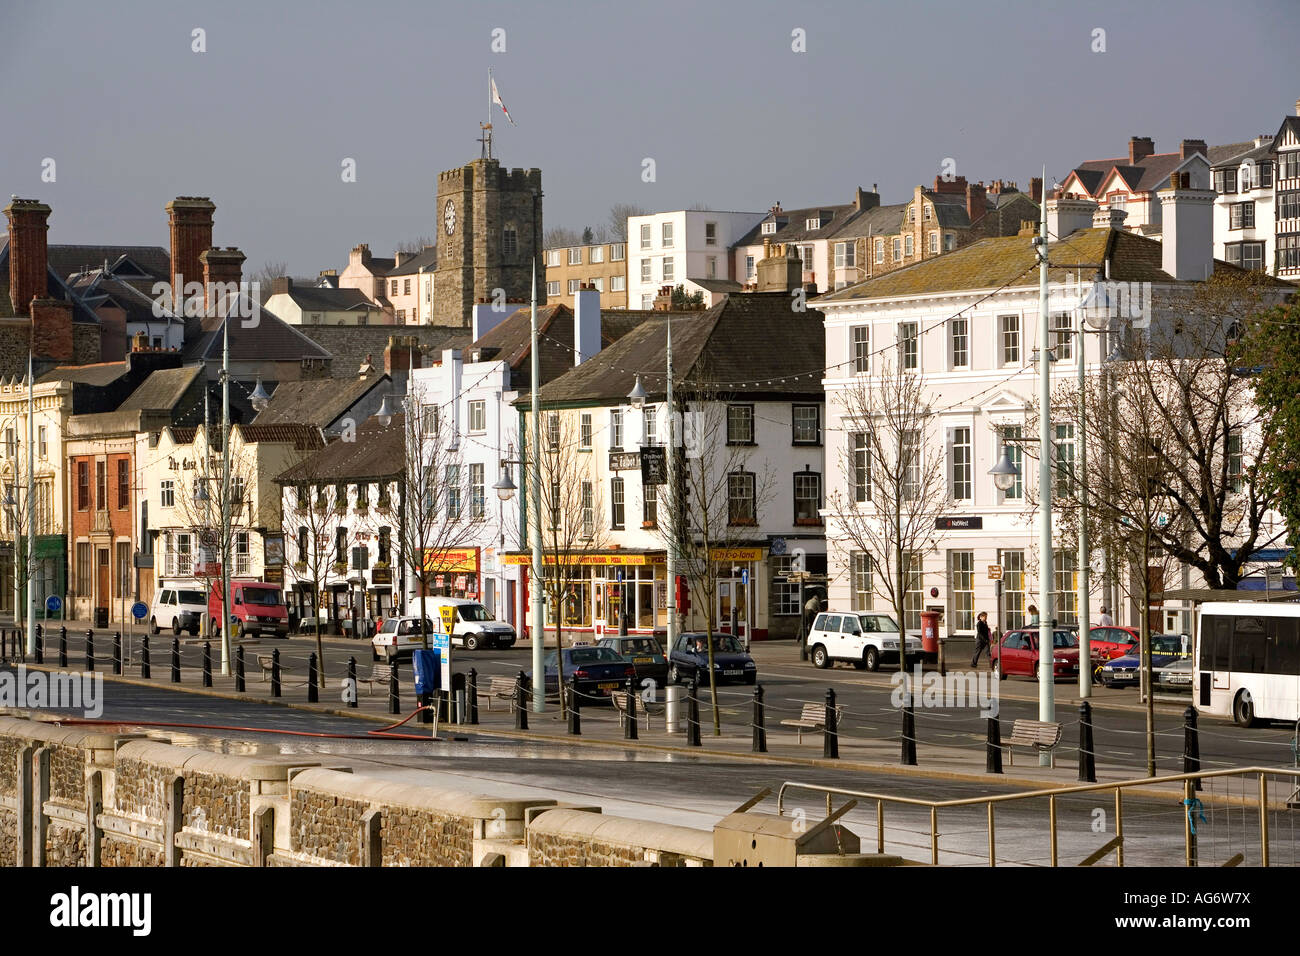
1033;197;1054;765
24;353;34;654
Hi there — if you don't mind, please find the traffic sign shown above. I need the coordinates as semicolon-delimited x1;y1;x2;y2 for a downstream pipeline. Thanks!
131;601;149;620
45;595;62;613
987;565;1003;581
741;569;749;586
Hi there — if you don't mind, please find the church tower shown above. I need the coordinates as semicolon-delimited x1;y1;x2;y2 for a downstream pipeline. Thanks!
433;158;543;326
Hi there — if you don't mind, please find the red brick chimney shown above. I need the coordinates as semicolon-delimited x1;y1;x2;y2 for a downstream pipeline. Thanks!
1179;139;1207;161
1029;177;1043;204
965;181;987;225
4;198;51;317
932;174;967;196
30;298;74;362
1128;137;1155;164
384;335;421;374
199;246;245;313
166;196;215;310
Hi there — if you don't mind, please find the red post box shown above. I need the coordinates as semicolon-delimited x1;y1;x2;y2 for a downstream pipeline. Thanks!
920;610;941;658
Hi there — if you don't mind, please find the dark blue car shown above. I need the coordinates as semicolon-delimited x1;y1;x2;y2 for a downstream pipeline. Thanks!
668;632;757;686
528;646;636;704
1098;634;1189;687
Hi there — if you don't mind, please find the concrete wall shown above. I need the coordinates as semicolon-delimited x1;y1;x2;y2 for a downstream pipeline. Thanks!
0;716;716;867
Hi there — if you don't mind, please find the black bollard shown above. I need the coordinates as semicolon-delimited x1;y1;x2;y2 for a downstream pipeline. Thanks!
141;635;151;679
687;679;701;747
59;625;68;667
752;684;767;753
112;631;122;675
271;648;282;698
986;715;1004;773
387;658;399;714
235;645;245;693
418;690;432;724
824;687;839;759
85;629;95;671
202;642;213;688
568;677;581;736
467;668;479;725
1078;700;1097;783
170;638;181;683
514;670;529;730
307;653;318;702
34;624;43;665
900;689;917;766
346;657;357;708
624;676;639;741
1183;705;1201;792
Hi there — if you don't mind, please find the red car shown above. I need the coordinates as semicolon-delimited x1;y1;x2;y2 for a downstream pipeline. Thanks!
1086;626;1140;661
991;627;1082;680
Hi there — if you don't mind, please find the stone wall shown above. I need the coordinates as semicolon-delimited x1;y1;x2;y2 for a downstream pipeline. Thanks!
527;808;714;867
72;322;102;365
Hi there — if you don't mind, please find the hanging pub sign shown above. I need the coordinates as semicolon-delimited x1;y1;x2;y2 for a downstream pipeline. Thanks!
609;451;641;472
641;446;667;485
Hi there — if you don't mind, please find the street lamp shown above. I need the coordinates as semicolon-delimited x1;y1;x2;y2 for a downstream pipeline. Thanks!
493;470;517;502
249;377;272;413
988;448;1019;493
627;375;647;408
375;394;398;428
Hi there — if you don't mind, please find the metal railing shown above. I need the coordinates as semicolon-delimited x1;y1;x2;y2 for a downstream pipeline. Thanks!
777;766;1300;867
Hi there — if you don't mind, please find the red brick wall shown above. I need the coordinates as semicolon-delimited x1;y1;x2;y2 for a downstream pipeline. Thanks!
30;298;74;362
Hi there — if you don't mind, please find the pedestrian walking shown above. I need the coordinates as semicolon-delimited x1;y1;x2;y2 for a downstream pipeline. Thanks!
803;593;822;638
1098;606;1114;627
971;611;991;667
1027;604;1040;625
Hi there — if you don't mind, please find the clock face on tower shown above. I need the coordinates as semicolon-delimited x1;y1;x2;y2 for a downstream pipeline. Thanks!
443;200;457;236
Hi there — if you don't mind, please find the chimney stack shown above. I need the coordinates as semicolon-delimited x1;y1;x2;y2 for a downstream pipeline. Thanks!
199;246;245;314
4;198;51;317
166;197;216;313
384;335;421;375
1046;196;1099;240
1128;137;1155;165
854;186;880;212
1158;176;1215;280
1029;177;1043;204
755;242;803;293
573;285;602;365
1180;139;1208;161
30;298;74;363
965;181;987;225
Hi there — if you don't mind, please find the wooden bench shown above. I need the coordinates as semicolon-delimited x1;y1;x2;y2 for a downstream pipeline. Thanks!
610;690;664;731
1003;719;1063;767
780;702;843;744
356;663;394;697
256;654;281;682
478;676;519;711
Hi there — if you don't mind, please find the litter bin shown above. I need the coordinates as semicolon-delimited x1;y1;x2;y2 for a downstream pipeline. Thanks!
95;607;109;629
920;610;940;664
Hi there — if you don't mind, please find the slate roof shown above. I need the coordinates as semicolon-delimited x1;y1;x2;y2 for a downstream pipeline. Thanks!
1068;142;1247;197
187;308;333;364
815;227;1295;304
281;285;377;312
825;203;907;240
116;365;203;412
238;423;326;450
386;248;438;276
274;414;405;484
1209;141;1274;169
686;278;743;294
36;361;128;387
251;375;389;428
734;204;853;246
532;293;824;407
46;245;171;284
296;325;471;380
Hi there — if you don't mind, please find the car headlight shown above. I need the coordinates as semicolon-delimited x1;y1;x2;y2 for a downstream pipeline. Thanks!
1054;658;1069;665
884;640;898;649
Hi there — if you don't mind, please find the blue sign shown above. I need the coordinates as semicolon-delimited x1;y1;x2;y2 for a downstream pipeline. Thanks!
432;630;451;688
131;601;149;620
616;569;624;582
413;649;441;695
45;595;62;613
741;569;749;586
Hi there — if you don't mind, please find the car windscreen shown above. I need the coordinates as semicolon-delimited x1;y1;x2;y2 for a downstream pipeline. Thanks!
568;647;622;666
615;639;662;655
1151;635;1184;655
456;604;493;622
859;614;899;633
177;591;205;605
1053;631;1079;648
241;588;280;606
710;636;745;654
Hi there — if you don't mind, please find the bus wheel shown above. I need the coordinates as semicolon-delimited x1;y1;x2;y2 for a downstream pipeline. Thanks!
1233;690;1257;728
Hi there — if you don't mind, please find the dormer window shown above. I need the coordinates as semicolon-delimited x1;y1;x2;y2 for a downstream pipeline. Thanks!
761;221;777;235
806;217;821;230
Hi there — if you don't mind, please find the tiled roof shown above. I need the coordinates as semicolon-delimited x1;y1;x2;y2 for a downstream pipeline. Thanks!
284;285;376;312
46;245;170;283
273;414;404;484
687;278;742;294
1207;140;1259;165
251;375;389;428
533;292;824;406
191;310;333;364
296;325;471;380
1210;141;1273;169
116;365;203;413
36;361;128;386
734;204;853;246
825;203;907;240
238;423;326;450
386;248;438;276
171;426;198;444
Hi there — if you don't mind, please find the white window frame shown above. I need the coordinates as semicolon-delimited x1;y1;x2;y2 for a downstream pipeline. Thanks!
467;399;486;433
640;223;651;250
661;221;674;248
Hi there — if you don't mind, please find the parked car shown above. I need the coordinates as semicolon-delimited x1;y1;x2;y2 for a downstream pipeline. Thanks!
528;646;636;703
1156;657;1194;689
596;635;668;689
668;632;757;685
150;585;207;637
209;580;289;638
371;616;439;661
1087;625;1140;660
991;627;1082;680
1098;634;1188;687
415;597;516;650
806;610;922;671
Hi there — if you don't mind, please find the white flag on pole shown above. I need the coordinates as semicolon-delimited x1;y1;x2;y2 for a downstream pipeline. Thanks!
490;74;516;126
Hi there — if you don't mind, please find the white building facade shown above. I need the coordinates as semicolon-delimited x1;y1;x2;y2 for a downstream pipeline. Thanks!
626;210;764;310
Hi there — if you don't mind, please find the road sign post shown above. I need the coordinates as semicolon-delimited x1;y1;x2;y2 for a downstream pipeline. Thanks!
130;600;148;668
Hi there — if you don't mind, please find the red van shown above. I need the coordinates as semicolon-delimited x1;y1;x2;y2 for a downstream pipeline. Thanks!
209;580;289;638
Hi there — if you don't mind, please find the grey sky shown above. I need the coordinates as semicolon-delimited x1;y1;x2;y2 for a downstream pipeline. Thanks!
2;0;1297;277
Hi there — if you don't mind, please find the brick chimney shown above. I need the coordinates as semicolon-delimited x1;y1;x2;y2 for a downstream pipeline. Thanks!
165;196;215;311
1158;174;1215;280
932;174;967;195
756;243;803;293
1029;177;1043;204
1180;139;1208;161
4;198;51;316
965;181;987;225
199;246;245;313
384;335;421;374
1128;137;1155;165
853;186;880;212
272;276;293;296
30;298;74;363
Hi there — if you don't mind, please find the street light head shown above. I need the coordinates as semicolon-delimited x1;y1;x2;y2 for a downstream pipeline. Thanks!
249;377;272;412
627;375;647;408
988;446;1019;492
492;470;517;502
1080;272;1113;331
375;394;396;427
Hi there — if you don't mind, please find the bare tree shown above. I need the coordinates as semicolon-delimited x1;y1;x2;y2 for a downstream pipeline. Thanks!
251;260;287;304
281;477;343;681
827;356;949;678
395;236;434;256
535;410;610;715
543;226;582;250
656;384;774;734
608;204;647;243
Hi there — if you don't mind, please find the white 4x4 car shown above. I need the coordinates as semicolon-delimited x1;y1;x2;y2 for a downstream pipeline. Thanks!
807;611;922;671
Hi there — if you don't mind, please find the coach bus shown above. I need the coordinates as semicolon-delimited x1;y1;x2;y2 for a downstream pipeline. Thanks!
1196;601;1300;727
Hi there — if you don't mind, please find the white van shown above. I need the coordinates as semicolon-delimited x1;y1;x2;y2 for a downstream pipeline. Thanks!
408;597;516;651
807;610;922;671
150;585;208;637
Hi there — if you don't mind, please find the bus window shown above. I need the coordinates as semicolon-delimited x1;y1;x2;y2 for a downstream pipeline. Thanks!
1267;617;1300;675
1231;616;1267;673
1212;616;1232;671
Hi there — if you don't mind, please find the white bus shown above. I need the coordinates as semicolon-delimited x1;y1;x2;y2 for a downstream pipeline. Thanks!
1196;601;1300;727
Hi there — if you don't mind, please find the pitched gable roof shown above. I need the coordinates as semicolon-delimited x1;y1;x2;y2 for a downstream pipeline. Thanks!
116;365;203;413
251;374;390;428
273;415;404;484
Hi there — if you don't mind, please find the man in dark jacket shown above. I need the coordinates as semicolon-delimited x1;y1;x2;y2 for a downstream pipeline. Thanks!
971;611;992;667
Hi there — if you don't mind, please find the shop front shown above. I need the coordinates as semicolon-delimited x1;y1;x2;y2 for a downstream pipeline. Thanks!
504;551;669;641
421;547;482;600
